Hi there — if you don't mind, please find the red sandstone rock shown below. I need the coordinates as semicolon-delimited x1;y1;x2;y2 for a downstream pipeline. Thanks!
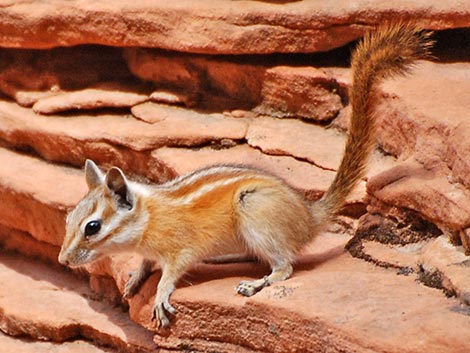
0;100;247;170
254;67;344;121
420;236;470;304
12;90;63;108
0;1;468;53
151;145;336;200
0;331;113;353
0;148;83;246
0;252;158;352
149;90;190;107
377;62;470;169
125;233;470;353
246;116;345;170
350;232;470;309
0;20;469;351
448;124;470;190
130;102;249;137
115;50;350;118
368;161;470;231
0;224;60;265
0;47;131;106
361;240;426;270
32;82;150;114
365;61;470;247
126;51;351;119
124;49;264;109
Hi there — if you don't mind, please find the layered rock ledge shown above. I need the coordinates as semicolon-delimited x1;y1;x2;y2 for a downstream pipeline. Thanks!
1;1;469;53
1;2;470;352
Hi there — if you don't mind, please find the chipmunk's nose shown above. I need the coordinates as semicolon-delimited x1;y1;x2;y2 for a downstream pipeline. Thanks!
58;250;70;266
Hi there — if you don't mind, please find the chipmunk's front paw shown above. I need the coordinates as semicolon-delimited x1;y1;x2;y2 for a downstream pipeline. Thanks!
123;260;154;300
123;271;142;299
152;299;177;328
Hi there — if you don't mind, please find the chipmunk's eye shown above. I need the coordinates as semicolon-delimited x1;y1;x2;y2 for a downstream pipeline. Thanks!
84;220;101;238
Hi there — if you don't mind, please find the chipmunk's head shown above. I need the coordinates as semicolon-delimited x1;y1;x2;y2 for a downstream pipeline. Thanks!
58;160;149;267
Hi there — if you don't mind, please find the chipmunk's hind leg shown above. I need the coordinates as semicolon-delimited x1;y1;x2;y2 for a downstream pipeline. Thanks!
236;260;293;297
235;185;302;296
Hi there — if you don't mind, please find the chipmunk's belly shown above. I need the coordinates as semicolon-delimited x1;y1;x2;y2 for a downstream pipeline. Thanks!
205;232;247;258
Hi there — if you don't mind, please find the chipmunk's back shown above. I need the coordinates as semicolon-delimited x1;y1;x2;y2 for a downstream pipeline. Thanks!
138;165;316;262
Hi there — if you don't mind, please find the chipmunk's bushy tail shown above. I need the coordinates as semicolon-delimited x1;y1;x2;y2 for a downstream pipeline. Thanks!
318;23;433;219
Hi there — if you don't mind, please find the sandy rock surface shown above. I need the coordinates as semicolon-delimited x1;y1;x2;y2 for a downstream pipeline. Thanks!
1;3;470;352
1;131;470;352
0;252;161;353
32;82;150;114
246;116;346;170
2;56;470;350
0;331;115;353
254;66;345;121
1;1;469;53
0;47;132;106
2;221;470;353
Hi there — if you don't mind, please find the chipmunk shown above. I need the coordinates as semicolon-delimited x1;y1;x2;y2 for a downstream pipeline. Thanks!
58;23;433;328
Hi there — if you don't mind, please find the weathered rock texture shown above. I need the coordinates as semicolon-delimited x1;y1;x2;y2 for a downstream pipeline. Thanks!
1;1;470;352
1;1;469;53
254;67;346;121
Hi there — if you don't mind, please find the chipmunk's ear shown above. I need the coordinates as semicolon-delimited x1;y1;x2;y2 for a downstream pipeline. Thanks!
85;160;104;190
105;167;134;210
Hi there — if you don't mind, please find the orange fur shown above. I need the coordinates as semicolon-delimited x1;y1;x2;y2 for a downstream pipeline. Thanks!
59;23;433;328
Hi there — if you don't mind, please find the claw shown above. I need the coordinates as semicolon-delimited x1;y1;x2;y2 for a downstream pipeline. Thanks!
151;308;157;322
152;301;174;328
163;300;177;314
159;314;170;328
123;278;138;299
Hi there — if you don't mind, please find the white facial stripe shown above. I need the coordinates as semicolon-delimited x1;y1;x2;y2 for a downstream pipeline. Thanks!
81;205;124;242
102;211;124;239
108;209;148;246
82;204;148;249
67;231;83;256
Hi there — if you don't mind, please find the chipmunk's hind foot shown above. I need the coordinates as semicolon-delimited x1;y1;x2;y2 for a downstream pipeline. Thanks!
236;262;293;297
